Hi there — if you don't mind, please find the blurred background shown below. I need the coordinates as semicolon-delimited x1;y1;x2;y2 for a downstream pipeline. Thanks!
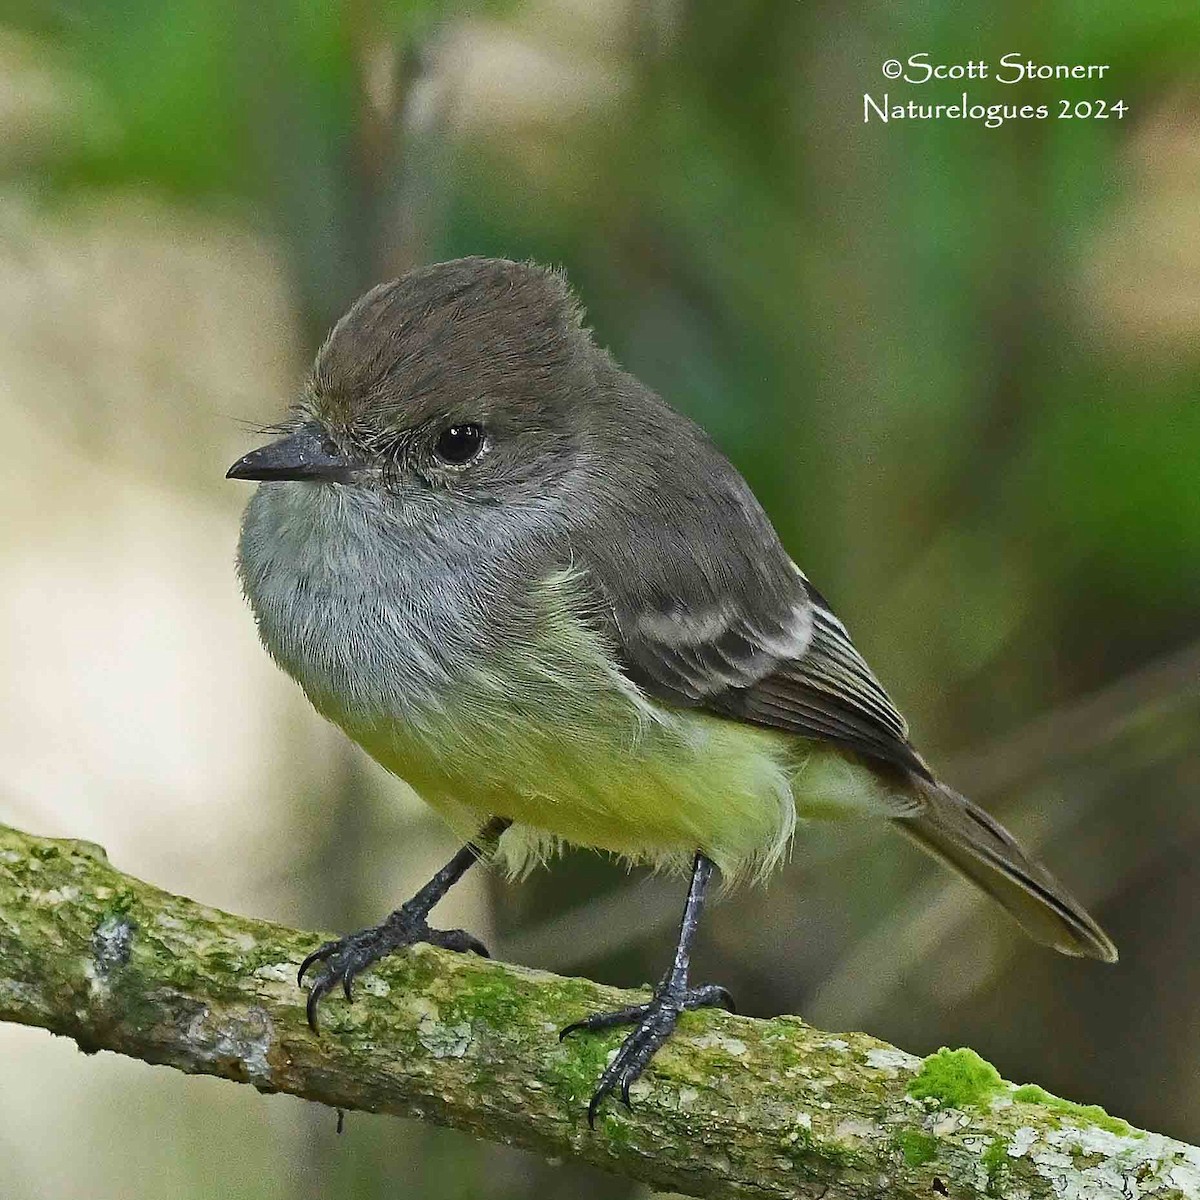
1;1;1198;1197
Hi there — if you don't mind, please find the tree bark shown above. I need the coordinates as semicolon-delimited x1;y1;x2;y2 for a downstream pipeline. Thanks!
0;820;1194;1199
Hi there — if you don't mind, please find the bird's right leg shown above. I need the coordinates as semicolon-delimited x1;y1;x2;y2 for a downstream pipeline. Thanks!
299;816;511;1030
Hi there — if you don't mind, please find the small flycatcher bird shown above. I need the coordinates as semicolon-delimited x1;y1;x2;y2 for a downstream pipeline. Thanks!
228;257;1116;1125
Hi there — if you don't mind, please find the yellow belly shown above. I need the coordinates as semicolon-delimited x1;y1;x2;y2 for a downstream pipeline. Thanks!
329;674;909;887
348;697;793;881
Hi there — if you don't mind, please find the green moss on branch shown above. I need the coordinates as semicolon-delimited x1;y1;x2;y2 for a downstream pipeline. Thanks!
1012;1083;1134;1137
0;821;1193;1199
907;1047;1006;1109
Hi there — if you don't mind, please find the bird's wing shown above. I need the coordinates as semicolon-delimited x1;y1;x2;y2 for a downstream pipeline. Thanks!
611;562;928;778
574;487;928;778
703;571;930;778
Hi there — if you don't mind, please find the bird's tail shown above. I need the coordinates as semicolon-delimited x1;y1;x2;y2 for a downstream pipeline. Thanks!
894;781;1118;962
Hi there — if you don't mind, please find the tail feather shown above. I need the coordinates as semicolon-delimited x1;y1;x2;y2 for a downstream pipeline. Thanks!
895;782;1118;963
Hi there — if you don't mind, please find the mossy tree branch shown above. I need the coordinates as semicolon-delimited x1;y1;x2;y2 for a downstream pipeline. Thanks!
0;820;1195;1199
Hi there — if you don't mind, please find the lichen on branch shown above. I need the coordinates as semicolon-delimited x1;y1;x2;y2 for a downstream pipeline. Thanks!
0;820;1195;1199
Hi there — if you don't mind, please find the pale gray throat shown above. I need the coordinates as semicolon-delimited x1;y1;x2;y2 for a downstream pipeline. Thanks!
237;480;522;721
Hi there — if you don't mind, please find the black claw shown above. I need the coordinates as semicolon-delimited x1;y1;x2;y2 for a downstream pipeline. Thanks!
306;982;325;1033
298;919;487;1032
429;928;492;957
559;1002;651;1042
689;984;736;1014
564;979;734;1127
298;941;334;987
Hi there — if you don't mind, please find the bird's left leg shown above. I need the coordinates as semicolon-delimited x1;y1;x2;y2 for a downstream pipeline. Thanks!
560;851;734;1127
298;816;511;1030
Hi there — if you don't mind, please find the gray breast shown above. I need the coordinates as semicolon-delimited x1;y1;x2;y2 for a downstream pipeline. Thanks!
236;481;503;722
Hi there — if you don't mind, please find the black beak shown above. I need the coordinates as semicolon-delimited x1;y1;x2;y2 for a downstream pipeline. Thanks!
226;422;355;483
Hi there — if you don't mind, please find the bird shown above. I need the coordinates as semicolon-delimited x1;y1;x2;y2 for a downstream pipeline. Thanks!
227;256;1116;1127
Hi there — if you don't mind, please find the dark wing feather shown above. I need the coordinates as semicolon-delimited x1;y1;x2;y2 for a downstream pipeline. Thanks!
708;577;931;778
632;564;931;779
569;377;927;777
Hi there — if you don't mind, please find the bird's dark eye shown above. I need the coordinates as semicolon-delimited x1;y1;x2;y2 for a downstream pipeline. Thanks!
433;423;485;466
